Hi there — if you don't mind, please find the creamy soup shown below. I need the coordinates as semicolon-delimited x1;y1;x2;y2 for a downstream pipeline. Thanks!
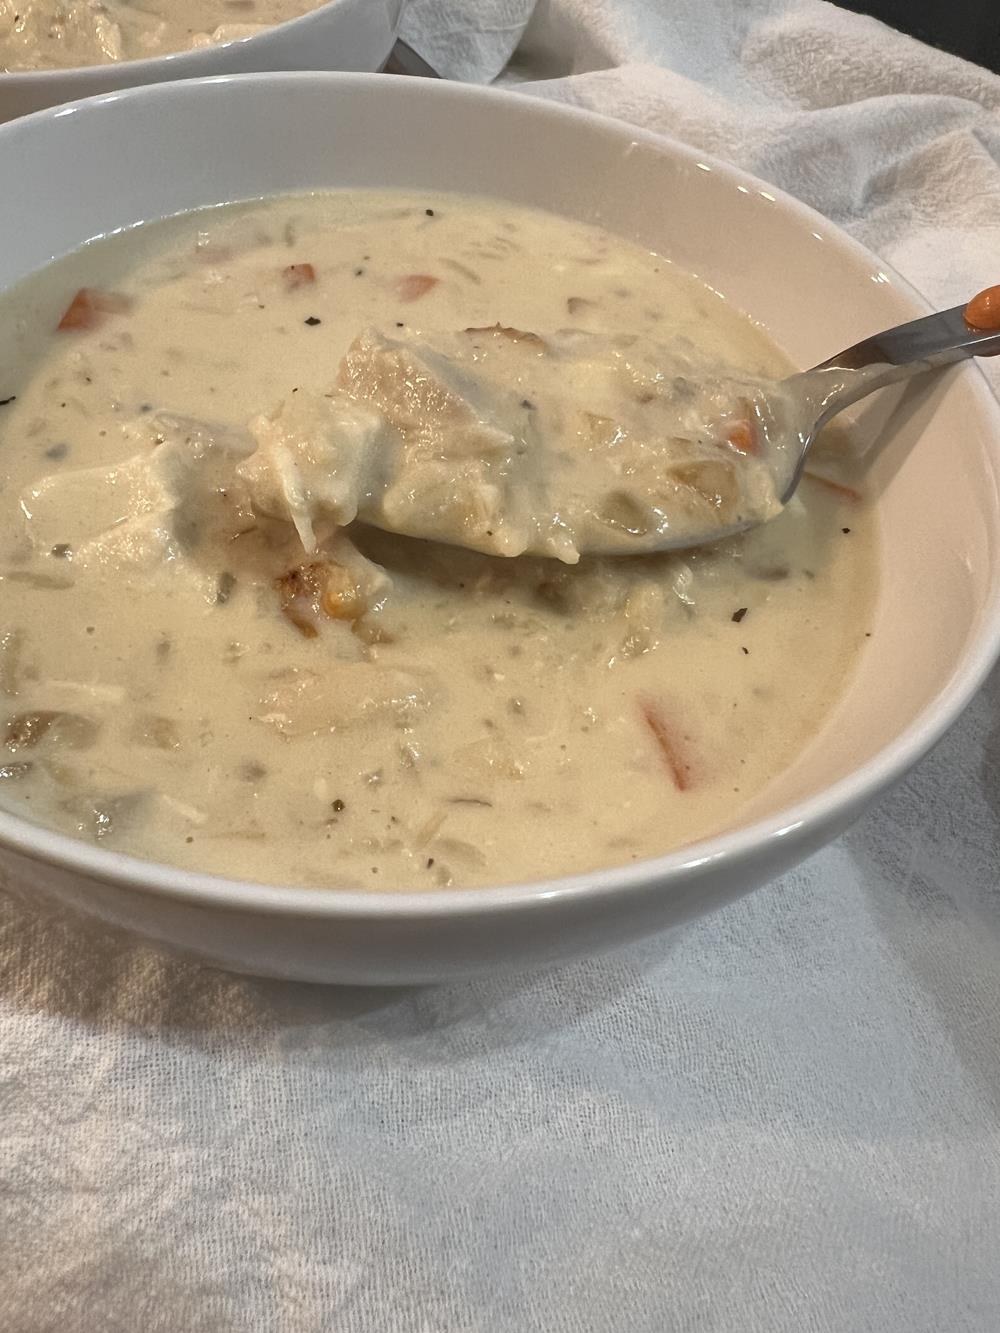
0;0;318;69
0;191;876;891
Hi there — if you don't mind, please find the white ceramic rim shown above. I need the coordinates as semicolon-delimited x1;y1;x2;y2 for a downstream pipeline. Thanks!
1;71;999;921
0;0;371;84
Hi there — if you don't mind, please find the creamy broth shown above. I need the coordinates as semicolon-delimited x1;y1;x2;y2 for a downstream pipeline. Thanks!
0;0;318;69
0;191;876;891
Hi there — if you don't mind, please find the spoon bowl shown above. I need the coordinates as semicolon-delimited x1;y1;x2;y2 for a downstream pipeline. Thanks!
350;289;1000;562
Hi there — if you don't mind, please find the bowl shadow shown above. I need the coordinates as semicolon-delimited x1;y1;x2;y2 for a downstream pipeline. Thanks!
0;880;672;1059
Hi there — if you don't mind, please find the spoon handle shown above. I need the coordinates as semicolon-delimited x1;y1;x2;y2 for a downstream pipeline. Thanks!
817;286;1000;375
801;285;1000;432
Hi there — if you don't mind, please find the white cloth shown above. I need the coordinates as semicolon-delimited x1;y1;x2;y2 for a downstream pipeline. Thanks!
5;3;1000;1330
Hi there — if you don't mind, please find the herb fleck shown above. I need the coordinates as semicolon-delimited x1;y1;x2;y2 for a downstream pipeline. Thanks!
44;442;69;461
215;571;237;605
0;395;15;407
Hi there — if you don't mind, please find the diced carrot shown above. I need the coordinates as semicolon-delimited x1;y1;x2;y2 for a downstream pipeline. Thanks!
726;419;759;455
722;397;760;455
802;471;862;503
57;288;132;332
639;699;693;792
396;273;439;302
283;262;316;290
58;291;95;329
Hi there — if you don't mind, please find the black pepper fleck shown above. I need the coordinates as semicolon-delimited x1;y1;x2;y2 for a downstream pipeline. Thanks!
520;398;535;409
731;607;748;623
0;395;15;407
842;527;851;534
304;316;322;326
50;544;72;559
426;857;435;868
331;798;345;812
44;442;69;461
215;571;237;605
425;208;435;217
741;646;749;654
395;321;405;328
354;267;365;277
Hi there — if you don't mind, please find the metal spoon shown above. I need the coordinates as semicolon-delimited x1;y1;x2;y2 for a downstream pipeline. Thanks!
771;284;1000;505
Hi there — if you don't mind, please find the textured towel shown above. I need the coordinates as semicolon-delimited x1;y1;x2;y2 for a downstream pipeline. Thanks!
4;3;1000;1331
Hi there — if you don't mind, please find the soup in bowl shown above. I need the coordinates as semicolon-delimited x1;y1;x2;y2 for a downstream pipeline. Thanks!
0;73;997;982
0;0;403;122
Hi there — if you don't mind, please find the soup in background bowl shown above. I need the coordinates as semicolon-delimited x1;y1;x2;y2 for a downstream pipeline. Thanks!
0;0;403;122
0;72;997;983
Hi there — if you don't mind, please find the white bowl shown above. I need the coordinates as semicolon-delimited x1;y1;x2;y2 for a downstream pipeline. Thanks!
0;0;403;123
1;73;999;984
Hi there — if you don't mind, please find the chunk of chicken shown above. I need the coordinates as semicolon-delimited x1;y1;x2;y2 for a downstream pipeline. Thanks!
257;663;433;737
20;414;255;570
337;331;537;557
238;393;384;552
